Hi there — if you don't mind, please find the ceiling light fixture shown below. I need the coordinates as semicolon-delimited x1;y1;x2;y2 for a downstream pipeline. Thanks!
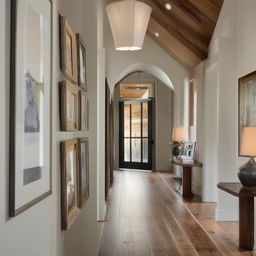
154;32;159;37
165;3;172;10
106;0;152;51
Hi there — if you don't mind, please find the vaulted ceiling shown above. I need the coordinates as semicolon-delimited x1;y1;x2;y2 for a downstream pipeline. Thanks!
106;0;224;69
143;0;224;69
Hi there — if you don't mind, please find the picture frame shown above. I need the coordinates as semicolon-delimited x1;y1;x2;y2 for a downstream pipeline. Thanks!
76;33;87;91
77;138;89;208
79;90;88;131
60;80;79;131
238;71;256;156
182;142;196;159
9;0;52;217
60;139;80;230
59;15;78;83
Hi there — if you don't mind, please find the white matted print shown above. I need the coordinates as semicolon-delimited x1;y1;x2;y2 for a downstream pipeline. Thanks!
10;0;52;216
239;71;256;155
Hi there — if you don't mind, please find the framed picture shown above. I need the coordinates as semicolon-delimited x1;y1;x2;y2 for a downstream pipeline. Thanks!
182;142;196;159
239;71;256;155
61;139;80;230
77;138;89;208
9;0;52;216
79;90;88;131
76;34;87;91
60;15;78;83
60;80;79;131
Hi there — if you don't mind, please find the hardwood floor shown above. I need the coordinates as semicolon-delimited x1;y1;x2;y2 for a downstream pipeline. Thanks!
99;170;256;256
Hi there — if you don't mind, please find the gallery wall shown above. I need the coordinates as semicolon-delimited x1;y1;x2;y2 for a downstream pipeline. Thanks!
0;0;105;256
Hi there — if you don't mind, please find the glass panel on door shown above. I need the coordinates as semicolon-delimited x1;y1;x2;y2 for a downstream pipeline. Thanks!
120;101;152;170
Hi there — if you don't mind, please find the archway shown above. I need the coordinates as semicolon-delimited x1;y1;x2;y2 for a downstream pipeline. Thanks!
108;63;174;93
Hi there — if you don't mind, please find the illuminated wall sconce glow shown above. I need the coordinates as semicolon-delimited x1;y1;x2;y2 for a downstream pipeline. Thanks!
106;0;152;51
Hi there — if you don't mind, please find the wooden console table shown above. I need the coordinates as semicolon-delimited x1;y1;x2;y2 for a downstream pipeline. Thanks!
171;160;203;198
218;183;256;250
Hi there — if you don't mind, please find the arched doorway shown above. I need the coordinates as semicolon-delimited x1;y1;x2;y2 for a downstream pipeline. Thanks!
110;67;174;172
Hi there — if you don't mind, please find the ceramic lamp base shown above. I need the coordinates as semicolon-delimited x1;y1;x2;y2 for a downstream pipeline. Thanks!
238;157;256;187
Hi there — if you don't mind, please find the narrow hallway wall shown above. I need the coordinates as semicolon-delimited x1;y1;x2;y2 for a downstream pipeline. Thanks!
0;0;105;255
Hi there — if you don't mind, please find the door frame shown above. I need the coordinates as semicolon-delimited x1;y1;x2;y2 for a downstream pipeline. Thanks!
119;100;153;170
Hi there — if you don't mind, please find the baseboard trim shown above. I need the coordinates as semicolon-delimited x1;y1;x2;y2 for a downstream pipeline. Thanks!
215;208;238;221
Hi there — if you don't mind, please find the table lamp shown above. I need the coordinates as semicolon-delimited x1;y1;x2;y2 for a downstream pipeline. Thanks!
238;126;256;187
172;127;189;156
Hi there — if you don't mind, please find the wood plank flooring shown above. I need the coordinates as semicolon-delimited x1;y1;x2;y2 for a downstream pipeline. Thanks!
99;170;256;256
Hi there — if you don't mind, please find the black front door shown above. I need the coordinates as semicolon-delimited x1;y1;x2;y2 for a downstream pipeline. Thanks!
119;101;152;170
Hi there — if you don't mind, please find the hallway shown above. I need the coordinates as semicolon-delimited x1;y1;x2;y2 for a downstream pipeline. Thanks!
99;171;256;256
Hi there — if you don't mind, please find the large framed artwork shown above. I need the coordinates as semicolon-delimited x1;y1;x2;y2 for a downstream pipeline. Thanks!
61;139;80;230
239;71;256;156
76;34;87;91
60;80;79;131
9;0;52;216
77;138;89;208
79;90;88;131
60;15;78;83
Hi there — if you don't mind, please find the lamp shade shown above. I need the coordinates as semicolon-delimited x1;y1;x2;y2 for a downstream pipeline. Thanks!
172;127;189;142
240;127;256;156
106;0;152;51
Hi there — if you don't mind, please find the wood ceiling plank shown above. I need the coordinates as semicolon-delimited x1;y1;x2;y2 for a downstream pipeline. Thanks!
144;0;207;60
147;19;202;69
187;0;220;23
155;0;214;41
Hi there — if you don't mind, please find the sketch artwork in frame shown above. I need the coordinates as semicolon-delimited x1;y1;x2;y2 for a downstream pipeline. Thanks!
9;0;52;216
61;139;80;230
239;71;256;156
60;15;78;83
60;80;79;131
78;138;89;208
79;90;88;131
76;34;87;91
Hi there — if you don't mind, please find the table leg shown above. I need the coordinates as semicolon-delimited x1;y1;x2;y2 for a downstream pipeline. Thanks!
239;197;254;250
182;166;193;198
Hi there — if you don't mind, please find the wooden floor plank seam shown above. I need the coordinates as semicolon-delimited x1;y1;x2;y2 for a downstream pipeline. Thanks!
158;172;225;256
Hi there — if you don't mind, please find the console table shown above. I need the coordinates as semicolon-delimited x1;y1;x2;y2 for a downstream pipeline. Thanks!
171;160;203;198
217;183;256;250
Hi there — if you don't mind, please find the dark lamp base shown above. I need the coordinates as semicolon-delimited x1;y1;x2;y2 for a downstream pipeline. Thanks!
238;157;256;187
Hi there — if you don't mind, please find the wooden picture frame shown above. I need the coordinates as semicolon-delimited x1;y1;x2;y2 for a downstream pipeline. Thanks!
79;90;88;131
238;71;256;156
77;138;89;208
9;0;52;216
60;139;80;230
60;15;78;83
60;80;79;131
76;33;87;91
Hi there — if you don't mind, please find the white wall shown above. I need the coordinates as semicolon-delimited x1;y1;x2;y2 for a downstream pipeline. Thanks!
0;0;105;255
202;0;256;220
155;81;173;171
104;20;189;128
